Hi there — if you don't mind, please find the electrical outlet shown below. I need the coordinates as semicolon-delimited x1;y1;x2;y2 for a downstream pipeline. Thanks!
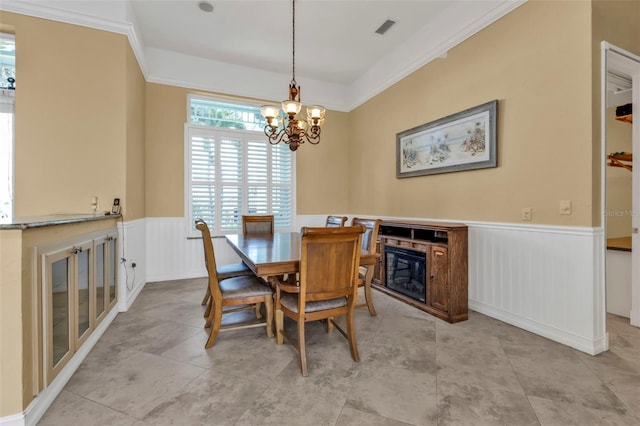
522;207;532;221
559;200;571;215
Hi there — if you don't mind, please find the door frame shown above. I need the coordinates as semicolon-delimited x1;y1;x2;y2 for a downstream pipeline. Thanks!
601;42;640;327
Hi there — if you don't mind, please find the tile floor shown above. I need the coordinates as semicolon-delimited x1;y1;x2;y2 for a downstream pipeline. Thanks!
39;278;640;425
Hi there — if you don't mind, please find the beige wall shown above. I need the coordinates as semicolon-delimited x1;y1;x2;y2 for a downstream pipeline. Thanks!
2;12;144;220
145;83;186;217
144;84;351;217
349;0;594;225
125;44;146;220
288;109;350;214
606;107;633;238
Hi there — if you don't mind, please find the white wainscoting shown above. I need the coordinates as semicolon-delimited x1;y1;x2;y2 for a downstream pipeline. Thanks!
142;216;607;355
145;217;244;283
606;249;632;318
467;222;607;355
117;218;147;311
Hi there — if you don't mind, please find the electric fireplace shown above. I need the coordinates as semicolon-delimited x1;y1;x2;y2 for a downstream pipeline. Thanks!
385;246;426;303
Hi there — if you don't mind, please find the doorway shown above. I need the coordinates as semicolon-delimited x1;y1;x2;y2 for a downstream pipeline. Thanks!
602;42;640;328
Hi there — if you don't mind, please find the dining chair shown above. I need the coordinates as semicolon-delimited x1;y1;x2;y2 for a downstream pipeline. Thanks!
270;225;365;376
242;214;274;235
325;215;348;227
351;217;382;316
196;219;274;348
195;219;254;319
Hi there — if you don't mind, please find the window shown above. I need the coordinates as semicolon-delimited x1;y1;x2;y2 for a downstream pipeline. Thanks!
0;33;15;219
186;96;295;235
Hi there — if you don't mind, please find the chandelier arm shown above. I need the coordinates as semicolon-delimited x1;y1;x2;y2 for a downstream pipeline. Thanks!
303;127;321;145
264;126;288;145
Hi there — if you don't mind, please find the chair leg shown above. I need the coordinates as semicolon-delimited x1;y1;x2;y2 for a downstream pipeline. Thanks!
326;317;334;333
201;286;210;306
346;310;360;362
205;306;223;349
275;308;284;344
255;302;263;319
363;281;377;316
298;321;308;376
204;299;214;328
204;296;213;320
264;295;274;338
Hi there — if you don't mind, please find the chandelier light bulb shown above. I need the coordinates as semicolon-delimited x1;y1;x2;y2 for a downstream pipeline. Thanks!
260;105;280;120
282;100;302;115
308;105;326;120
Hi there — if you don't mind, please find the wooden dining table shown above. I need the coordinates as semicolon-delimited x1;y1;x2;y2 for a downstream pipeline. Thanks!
225;231;379;278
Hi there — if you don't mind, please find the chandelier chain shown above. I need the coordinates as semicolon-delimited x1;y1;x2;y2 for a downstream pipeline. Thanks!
291;0;296;84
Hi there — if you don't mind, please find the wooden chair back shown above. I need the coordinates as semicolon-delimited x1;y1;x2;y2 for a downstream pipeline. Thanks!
351;217;382;316
325;215;347;227
242;214;274;235
351;217;382;254
195;219;222;300
298;226;364;307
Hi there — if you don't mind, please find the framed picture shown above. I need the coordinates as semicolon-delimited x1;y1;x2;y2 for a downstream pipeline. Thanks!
396;100;498;178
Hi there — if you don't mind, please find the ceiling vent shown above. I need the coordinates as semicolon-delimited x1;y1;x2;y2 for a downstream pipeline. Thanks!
375;19;396;35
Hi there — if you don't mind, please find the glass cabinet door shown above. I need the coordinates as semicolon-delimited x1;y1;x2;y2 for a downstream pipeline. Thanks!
94;238;107;323
45;248;74;381
75;241;93;346
107;235;117;308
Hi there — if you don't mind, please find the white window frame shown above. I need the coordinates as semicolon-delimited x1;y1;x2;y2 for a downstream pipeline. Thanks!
0;33;15;219
184;96;296;237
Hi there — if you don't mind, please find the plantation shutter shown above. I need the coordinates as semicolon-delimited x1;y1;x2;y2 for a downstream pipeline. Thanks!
191;134;216;226
271;143;292;229
188;125;293;235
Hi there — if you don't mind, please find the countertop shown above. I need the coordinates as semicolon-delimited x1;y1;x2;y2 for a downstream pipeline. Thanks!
0;213;120;230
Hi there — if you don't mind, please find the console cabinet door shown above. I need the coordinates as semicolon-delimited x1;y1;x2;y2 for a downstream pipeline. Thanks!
428;246;449;313
45;248;74;381
106;234;118;309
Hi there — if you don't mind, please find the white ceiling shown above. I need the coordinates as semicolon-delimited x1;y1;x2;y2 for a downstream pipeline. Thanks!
2;0;527;110
130;0;453;86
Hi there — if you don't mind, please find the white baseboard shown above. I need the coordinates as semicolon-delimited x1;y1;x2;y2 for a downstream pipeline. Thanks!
469;300;609;355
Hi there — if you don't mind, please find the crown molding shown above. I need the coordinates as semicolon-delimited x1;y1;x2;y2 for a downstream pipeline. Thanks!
346;0;527;111
1;0;130;35
1;0;526;112
0;0;148;78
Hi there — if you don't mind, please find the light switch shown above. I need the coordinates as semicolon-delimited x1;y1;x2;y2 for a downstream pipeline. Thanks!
559;200;571;215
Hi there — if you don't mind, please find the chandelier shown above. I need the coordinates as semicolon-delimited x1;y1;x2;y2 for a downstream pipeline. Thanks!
260;0;326;151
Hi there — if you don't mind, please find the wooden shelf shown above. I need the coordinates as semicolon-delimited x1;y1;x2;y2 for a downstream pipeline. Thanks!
615;114;632;124
608;152;632;171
